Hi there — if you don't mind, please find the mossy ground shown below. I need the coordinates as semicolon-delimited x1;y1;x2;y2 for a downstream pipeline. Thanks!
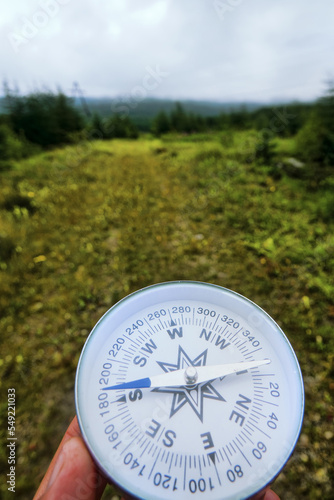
0;132;333;499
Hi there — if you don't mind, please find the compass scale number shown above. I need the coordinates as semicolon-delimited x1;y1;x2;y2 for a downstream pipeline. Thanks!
76;282;304;500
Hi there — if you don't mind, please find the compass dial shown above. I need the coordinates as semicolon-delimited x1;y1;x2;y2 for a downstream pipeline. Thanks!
75;282;304;500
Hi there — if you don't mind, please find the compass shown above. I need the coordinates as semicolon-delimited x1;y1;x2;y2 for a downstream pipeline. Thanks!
75;281;304;500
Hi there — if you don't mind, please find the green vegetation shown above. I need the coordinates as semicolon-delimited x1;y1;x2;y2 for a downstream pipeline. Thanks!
296;82;334;176
3;87;84;148
150;100;313;137
0;129;333;499
88;113;139;140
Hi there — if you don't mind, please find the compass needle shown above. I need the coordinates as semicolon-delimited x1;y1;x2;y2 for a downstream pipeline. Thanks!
103;359;271;390
76;282;304;500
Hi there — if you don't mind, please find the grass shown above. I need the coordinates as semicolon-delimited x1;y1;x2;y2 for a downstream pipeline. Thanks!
0;131;333;499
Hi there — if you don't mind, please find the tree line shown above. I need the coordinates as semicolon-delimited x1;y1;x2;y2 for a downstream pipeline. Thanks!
0;82;333;178
151;101;313;137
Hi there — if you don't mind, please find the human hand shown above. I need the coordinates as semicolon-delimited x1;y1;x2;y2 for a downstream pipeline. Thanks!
33;416;107;500
33;415;280;500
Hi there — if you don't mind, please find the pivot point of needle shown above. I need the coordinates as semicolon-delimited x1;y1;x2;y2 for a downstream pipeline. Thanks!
184;366;198;385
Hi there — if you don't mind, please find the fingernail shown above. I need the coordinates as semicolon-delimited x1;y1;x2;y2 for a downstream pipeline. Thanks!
48;447;66;488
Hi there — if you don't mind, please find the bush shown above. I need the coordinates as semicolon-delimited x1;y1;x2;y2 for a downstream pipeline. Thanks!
0;123;34;162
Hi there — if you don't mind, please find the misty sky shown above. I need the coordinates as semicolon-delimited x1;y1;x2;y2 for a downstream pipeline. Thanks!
1;0;333;102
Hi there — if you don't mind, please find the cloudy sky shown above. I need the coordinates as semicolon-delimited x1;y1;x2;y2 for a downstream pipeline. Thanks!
1;0;333;103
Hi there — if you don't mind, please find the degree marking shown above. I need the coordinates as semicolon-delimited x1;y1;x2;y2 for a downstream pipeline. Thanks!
254;397;279;407
243;425;255;437
241;430;254;445
198;455;203;476
120;433;140;455
144;318;155;334
235;339;247;348
123;337;141;347
245;348;263;357
226;331;235;340
228;332;238;342
152;445;159;458
223;447;232;466
183;455;187;491
228;442;235;454
213;459;222;486
108;409;128;421
168;452;174;473
253;403;264;410
233;439;252;467
247;421;271;439
137;434;146;447
147;442;155;457
252;409;267;418
111;358;130;365
140;440;150;457
249;416;260;425
235;434;246;448
148;449;161;480
122;348;135;356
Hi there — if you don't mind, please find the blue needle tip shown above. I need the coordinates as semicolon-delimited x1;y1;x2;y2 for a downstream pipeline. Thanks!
103;377;151;390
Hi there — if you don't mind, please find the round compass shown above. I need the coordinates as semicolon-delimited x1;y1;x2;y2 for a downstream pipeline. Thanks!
75;281;304;500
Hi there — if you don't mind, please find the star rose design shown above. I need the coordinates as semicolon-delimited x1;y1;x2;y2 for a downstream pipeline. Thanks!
152;345;226;422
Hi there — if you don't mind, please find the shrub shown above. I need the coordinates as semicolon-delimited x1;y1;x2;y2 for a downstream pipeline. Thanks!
254;133;277;165
0;123;32;161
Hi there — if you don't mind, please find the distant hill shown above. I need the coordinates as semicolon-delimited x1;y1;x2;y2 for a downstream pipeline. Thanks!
75;97;268;130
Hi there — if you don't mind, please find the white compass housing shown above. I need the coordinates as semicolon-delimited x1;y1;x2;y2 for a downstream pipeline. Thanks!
75;281;304;500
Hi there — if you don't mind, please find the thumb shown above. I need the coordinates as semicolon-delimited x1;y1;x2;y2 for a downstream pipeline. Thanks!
38;436;107;500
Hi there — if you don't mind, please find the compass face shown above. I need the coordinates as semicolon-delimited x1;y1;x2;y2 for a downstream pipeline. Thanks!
75;282;304;500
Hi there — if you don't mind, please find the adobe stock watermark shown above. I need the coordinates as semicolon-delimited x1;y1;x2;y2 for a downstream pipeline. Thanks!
110;65;170;119
8;0;72;53
213;0;244;21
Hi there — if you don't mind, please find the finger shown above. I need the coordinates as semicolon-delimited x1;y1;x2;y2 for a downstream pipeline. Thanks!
250;487;280;500
37;436;107;500
34;416;107;500
263;489;280;500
